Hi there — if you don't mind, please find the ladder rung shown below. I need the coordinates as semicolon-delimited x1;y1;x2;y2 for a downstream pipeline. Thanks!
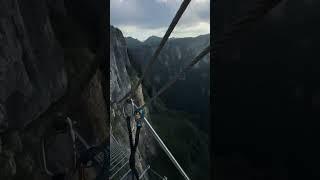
110;160;129;179
111;151;127;165
110;155;129;172
119;169;132;180
111;148;123;158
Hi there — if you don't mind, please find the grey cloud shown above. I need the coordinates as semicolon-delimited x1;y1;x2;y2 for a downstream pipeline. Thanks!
111;0;210;29
178;0;210;26
111;0;175;29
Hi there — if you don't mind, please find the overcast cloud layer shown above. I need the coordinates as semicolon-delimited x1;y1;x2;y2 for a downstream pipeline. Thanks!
111;0;210;41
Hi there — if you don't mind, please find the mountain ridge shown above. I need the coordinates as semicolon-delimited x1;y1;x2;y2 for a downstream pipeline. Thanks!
125;33;210;46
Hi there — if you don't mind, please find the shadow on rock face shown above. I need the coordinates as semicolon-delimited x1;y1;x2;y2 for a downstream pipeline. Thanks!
45;133;74;174
0;104;8;133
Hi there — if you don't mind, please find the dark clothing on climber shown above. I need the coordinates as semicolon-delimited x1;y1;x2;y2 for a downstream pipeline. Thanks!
126;116;142;180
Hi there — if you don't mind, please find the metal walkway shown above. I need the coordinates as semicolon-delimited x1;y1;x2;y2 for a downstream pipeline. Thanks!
110;134;166;180
109;134;130;179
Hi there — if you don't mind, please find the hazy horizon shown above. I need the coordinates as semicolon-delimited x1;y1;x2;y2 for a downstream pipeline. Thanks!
123;31;210;42
111;0;210;41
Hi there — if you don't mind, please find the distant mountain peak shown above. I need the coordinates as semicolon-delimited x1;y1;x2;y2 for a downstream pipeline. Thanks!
145;35;161;40
126;36;141;42
125;36;142;47
144;36;162;45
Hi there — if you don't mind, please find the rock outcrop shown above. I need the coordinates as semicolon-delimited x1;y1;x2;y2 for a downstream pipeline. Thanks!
110;26;132;103
0;0;107;179
0;0;67;131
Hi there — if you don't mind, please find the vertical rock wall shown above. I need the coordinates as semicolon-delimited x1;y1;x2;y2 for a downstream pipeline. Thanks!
0;0;108;179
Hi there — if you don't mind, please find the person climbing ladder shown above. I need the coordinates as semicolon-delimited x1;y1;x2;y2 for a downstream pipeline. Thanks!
126;107;144;180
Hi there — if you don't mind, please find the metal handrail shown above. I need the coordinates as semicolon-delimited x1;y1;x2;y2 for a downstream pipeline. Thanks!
131;99;190;180
139;165;151;179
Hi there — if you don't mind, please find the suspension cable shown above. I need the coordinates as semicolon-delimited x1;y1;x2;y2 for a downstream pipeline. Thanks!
114;0;191;106
114;0;282;106
110;1;285;180
139;45;210;109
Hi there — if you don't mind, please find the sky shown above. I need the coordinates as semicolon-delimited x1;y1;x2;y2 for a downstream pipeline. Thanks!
110;0;210;41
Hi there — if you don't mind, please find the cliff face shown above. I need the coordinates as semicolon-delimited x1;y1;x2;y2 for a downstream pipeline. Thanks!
0;0;67;131
110;26;157;180
0;0;107;179
110;26;131;103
